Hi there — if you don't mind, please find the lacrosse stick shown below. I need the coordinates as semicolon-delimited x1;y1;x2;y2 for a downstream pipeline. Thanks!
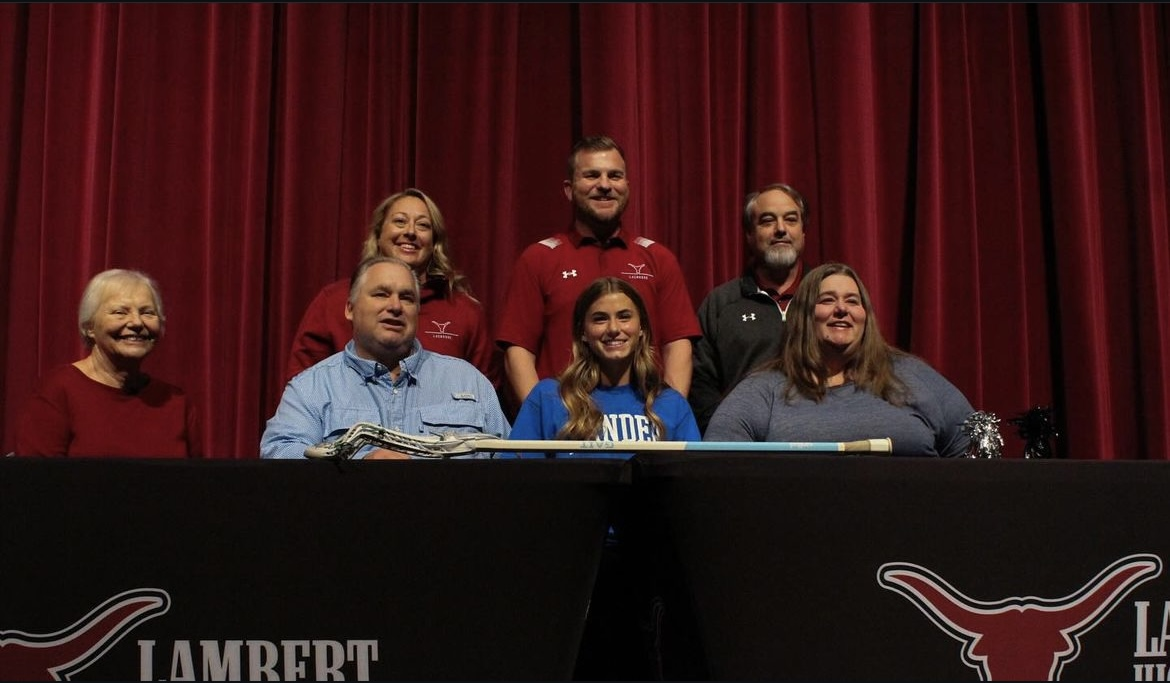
304;422;893;460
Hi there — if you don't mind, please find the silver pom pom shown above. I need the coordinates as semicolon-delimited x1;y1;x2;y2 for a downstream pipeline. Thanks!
962;411;1004;459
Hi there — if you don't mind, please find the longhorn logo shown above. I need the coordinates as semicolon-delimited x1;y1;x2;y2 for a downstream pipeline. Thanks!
0;588;170;681
430;321;452;334
878;554;1161;681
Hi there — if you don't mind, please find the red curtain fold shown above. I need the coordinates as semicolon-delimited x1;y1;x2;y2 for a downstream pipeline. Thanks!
1;3;1167;459
911;5;1054;459
1036;4;1170;460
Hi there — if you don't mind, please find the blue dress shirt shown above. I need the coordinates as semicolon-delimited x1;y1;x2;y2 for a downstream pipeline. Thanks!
261;339;510;459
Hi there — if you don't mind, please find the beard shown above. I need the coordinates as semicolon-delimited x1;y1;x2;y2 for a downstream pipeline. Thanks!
761;244;798;270
574;195;627;228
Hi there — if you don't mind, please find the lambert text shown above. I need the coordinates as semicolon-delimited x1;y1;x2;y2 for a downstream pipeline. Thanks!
138;639;379;681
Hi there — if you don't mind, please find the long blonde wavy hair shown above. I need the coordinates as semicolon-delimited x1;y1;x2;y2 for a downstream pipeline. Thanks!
360;188;474;299
555;277;666;440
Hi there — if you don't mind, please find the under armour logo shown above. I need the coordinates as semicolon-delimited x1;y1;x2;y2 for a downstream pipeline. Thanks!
562;269;578;279
742;313;757;321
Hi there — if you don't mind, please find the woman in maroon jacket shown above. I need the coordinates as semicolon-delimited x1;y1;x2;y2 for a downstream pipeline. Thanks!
284;188;499;386
15;268;202;457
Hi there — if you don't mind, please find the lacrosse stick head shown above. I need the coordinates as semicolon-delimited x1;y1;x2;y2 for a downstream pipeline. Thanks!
305;439;359;460
303;422;493;460
304;422;381;460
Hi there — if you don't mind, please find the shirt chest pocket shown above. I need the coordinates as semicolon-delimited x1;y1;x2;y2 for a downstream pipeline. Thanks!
418;401;486;434
323;406;383;437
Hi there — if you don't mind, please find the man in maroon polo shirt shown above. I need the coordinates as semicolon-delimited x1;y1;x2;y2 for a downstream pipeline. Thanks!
496;135;700;408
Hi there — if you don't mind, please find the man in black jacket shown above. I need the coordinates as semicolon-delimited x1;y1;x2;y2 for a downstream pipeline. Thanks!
689;183;809;434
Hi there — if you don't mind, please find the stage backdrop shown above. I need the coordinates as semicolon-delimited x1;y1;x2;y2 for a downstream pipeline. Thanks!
1;3;1167;459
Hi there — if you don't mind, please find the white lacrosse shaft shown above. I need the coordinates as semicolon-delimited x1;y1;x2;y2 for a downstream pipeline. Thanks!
302;422;893;459
465;438;892;454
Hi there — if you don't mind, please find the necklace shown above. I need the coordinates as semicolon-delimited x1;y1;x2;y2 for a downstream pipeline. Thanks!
84;357;123;388
82;356;146;393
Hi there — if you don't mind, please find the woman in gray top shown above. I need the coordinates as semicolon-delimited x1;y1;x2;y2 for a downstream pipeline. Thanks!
705;262;974;457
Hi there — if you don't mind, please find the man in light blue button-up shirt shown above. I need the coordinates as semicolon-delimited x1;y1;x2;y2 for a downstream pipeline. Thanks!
261;256;509;459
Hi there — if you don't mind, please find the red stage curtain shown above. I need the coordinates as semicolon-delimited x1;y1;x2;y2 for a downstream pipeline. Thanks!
1;3;1166;459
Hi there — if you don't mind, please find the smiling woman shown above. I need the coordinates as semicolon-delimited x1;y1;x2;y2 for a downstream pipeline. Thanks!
12;269;202;457
499;276;701;679
501;276;700;459
705;262;975;457
283;188;499;388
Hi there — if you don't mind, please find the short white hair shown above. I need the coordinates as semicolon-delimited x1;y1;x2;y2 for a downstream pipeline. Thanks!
77;269;165;345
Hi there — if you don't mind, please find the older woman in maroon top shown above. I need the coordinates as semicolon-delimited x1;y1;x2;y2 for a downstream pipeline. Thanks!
15;268;202;457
